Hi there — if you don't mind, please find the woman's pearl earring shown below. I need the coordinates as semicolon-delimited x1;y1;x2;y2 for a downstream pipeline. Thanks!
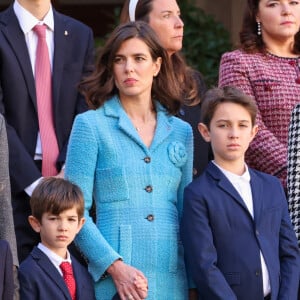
257;22;261;36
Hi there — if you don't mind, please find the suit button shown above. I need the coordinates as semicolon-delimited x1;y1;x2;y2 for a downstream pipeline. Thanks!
144;156;151;163
256;230;259;236
146;214;154;222
145;185;153;193
255;270;261;276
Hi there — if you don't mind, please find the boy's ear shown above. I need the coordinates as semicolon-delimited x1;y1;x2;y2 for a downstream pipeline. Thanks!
251;124;259;141
76;217;85;233
28;215;41;233
198;122;211;142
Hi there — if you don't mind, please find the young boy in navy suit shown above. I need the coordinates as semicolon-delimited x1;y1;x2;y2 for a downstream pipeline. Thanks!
181;86;300;300
18;177;96;300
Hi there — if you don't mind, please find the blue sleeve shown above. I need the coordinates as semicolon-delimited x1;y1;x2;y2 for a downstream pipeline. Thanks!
65;113;122;281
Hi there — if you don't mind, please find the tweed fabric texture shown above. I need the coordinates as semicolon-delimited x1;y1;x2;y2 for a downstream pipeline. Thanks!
287;104;300;246
65;96;193;300
219;50;300;187
0;114;18;266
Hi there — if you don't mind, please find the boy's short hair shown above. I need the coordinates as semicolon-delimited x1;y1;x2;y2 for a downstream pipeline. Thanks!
201;86;258;128
30;177;84;222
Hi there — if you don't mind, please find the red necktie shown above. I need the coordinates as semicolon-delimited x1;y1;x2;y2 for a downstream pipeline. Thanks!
60;262;76;300
33;24;59;176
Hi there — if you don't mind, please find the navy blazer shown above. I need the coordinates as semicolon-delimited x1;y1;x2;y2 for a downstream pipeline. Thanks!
181;162;300;300
18;247;96;300
0;5;94;193
0;239;14;300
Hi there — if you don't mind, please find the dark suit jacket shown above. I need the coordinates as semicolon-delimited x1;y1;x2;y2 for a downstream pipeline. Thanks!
18;246;96;300
0;5;94;193
177;70;212;179
0;239;14;300
181;162;300;300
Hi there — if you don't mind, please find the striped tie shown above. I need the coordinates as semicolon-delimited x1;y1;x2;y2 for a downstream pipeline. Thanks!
33;24;59;176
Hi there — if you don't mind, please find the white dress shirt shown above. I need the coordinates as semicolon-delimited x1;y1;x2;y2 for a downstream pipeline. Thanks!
38;242;72;277
13;0;55;195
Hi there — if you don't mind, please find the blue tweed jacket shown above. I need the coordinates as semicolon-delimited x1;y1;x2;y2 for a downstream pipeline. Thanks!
65;95;193;300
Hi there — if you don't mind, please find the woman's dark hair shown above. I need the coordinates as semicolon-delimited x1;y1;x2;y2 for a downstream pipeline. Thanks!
79;21;181;114
240;0;300;53
120;0;203;105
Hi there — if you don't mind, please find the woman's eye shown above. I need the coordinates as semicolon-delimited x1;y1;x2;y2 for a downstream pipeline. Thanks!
114;57;123;64
267;2;278;7
136;56;145;62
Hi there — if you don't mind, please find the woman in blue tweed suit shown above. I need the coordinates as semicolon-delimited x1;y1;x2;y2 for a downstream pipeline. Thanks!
65;22;193;300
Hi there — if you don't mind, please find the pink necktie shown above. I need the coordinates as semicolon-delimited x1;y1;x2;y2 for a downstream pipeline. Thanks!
33;24;59;176
60;262;76;300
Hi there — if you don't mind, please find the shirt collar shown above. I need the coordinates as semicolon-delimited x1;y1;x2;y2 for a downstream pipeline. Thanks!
213;161;251;183
38;242;72;265
14;0;54;34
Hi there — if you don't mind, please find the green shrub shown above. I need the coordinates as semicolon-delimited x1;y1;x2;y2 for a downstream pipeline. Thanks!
179;0;232;87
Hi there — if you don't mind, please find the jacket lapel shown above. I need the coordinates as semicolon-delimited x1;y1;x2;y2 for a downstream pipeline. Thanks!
31;247;71;300
150;107;173;152
104;96;173;152
72;257;88;300
249;170;263;224
117;102;146;149
0;6;37;110
52;10;67;113
208;162;253;218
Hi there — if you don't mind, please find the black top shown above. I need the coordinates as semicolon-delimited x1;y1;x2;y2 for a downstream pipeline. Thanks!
177;71;212;178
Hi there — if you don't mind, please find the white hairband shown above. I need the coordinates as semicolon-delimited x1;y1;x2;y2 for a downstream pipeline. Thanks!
129;0;139;21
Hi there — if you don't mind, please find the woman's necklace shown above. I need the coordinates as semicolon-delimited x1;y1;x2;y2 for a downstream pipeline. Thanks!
131;114;157;148
132;117;156;132
118;97;157;135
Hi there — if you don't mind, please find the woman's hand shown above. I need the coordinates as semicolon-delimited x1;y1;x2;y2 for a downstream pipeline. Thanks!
107;259;148;300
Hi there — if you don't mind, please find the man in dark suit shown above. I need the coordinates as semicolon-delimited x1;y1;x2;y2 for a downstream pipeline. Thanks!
181;86;300;300
0;0;94;262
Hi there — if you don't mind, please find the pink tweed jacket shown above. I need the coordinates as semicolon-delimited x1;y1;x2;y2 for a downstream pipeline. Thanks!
219;49;300;188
